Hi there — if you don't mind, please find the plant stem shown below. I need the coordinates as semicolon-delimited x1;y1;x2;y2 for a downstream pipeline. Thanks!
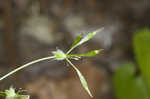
66;46;76;54
0;56;55;81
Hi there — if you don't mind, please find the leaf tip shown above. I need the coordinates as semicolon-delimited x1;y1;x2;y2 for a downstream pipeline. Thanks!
94;27;104;34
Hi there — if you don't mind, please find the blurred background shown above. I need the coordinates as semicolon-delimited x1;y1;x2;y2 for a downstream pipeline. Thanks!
0;0;150;99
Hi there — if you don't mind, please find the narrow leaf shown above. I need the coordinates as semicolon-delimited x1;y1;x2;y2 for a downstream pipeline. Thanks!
66;32;84;54
0;91;4;94
71;33;83;49
77;28;104;46
67;28;104;54
0;91;5;97
66;59;93;97
68;49;103;57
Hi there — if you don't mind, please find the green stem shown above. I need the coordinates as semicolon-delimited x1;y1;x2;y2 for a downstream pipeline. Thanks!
0;56;55;81
66;46;76;55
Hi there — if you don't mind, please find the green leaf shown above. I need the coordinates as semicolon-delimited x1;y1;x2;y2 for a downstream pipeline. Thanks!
0;91;4;94
71;33;83;49
135;77;150;99
67;28;104;54
66;33;83;54
68;49;103;57
0;91;5;97
66;59;93;97
114;63;150;99
77;29;103;46
133;28;150;90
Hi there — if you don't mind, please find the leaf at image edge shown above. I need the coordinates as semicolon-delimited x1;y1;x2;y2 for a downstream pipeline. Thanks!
114;63;150;99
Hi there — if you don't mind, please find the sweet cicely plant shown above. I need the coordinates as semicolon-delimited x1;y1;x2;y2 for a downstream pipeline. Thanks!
0;28;104;98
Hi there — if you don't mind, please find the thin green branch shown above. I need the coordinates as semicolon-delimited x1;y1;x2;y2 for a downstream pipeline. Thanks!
0;56;55;81
66;45;77;54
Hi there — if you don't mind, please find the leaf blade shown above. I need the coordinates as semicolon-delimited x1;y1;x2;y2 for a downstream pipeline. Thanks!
71;33;83;49
77;28;104;46
66;33;83;54
66;59;93;97
114;63;150;99
68;49;103;57
67;28;104;54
